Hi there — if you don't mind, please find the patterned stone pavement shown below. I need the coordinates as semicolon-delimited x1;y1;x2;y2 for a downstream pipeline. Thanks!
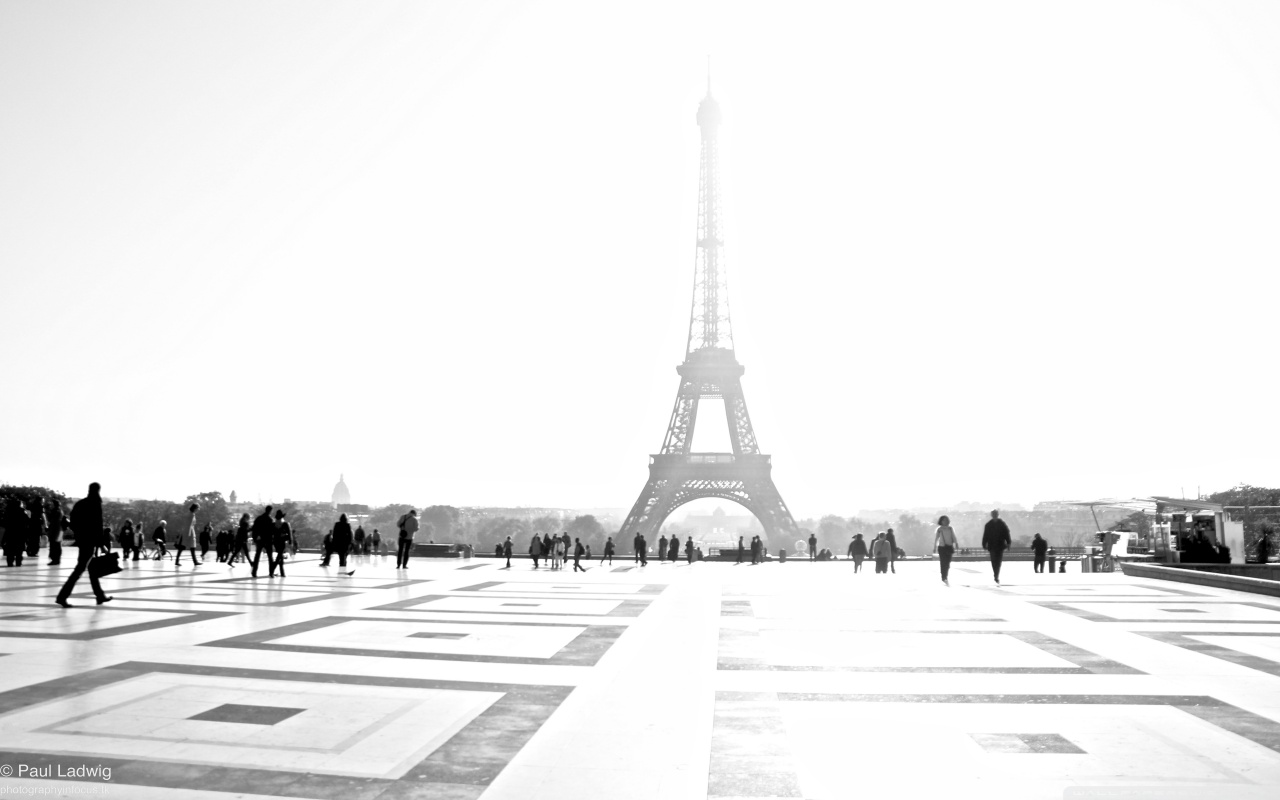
0;552;1277;799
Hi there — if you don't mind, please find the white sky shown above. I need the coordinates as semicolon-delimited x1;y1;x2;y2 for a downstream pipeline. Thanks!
2;1;1279;516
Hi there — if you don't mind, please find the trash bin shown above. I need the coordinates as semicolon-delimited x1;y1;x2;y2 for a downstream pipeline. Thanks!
779;549;786;563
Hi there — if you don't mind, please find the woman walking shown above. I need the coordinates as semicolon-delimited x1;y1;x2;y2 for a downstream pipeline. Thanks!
174;503;201;567
229;513;251;565
601;536;615;566
529;534;543;568
934;515;958;586
848;533;867;572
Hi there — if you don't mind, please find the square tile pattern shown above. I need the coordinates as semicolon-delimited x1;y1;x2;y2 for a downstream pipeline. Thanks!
188;703;304;726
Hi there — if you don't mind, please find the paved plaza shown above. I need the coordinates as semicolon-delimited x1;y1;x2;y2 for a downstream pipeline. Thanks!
0;553;1276;799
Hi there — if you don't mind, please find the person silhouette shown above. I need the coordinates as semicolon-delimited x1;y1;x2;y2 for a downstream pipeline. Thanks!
55;482;112;607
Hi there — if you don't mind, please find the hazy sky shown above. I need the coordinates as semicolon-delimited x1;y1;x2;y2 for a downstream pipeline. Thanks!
3;1;1279;517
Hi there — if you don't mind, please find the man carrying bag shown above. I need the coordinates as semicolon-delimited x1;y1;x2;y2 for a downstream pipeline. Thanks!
55;482;114;608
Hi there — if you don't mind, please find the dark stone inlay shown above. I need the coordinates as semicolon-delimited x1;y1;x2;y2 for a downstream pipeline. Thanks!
0;603;237;640
452;581;666;596
720;600;754;617
66;583;357;608
203;615;627;666
970;733;1085;754
611;566;633;572
501;603;540;607
0;661;571;797
456;564;489;570
204;576;433;590
189;703;304;725
370;594;650;617
717;627;1142;675
408;632;469;640
1135;631;1280;679
1033;599;1280;623
1162;608;1207;613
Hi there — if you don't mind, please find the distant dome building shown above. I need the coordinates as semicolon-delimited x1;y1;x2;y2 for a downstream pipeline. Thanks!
331;474;351;508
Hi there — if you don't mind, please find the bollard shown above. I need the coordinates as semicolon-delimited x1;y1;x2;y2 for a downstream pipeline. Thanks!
1048;557;1056;573
779;549;786;563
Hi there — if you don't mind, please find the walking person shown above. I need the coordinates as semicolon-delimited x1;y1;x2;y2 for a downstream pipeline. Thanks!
573;538;586;572
331;513;353;569
174;503;202;567
848;534;867;572
3;500;28;566
658;534;667;563
1032;533;1049;573
503;536;513;569
685;536;694;565
270;510;291;577
27;501;45;559
529;534;543;568
668;535;680;563
885;527;899;574
198;522;213;559
354;525;366;558
370;529;382;557
601;536;615;565
151;520;170;560
229;513;251;565
249;506;275;577
808;532;817;562
750;535;761;565
872;532;892;574
396;509;418;569
935;515;957;586
981;509;1012;585
736;535;745;565
47;506;65;565
54;483;112;607
118;519;135;563
636;534;647;566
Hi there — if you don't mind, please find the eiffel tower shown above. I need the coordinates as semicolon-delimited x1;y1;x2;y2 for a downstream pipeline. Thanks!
619;81;799;545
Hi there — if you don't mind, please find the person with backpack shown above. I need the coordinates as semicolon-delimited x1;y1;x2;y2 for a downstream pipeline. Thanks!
573;537;586;572
117;519;135;563
55;482;112;607
396;509;418;569
601;536;615;566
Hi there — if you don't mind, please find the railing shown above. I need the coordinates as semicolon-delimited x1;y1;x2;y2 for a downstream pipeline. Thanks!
686;454;735;464
956;546;1087;557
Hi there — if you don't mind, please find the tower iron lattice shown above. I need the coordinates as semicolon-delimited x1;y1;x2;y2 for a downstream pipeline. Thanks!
619;82;799;545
